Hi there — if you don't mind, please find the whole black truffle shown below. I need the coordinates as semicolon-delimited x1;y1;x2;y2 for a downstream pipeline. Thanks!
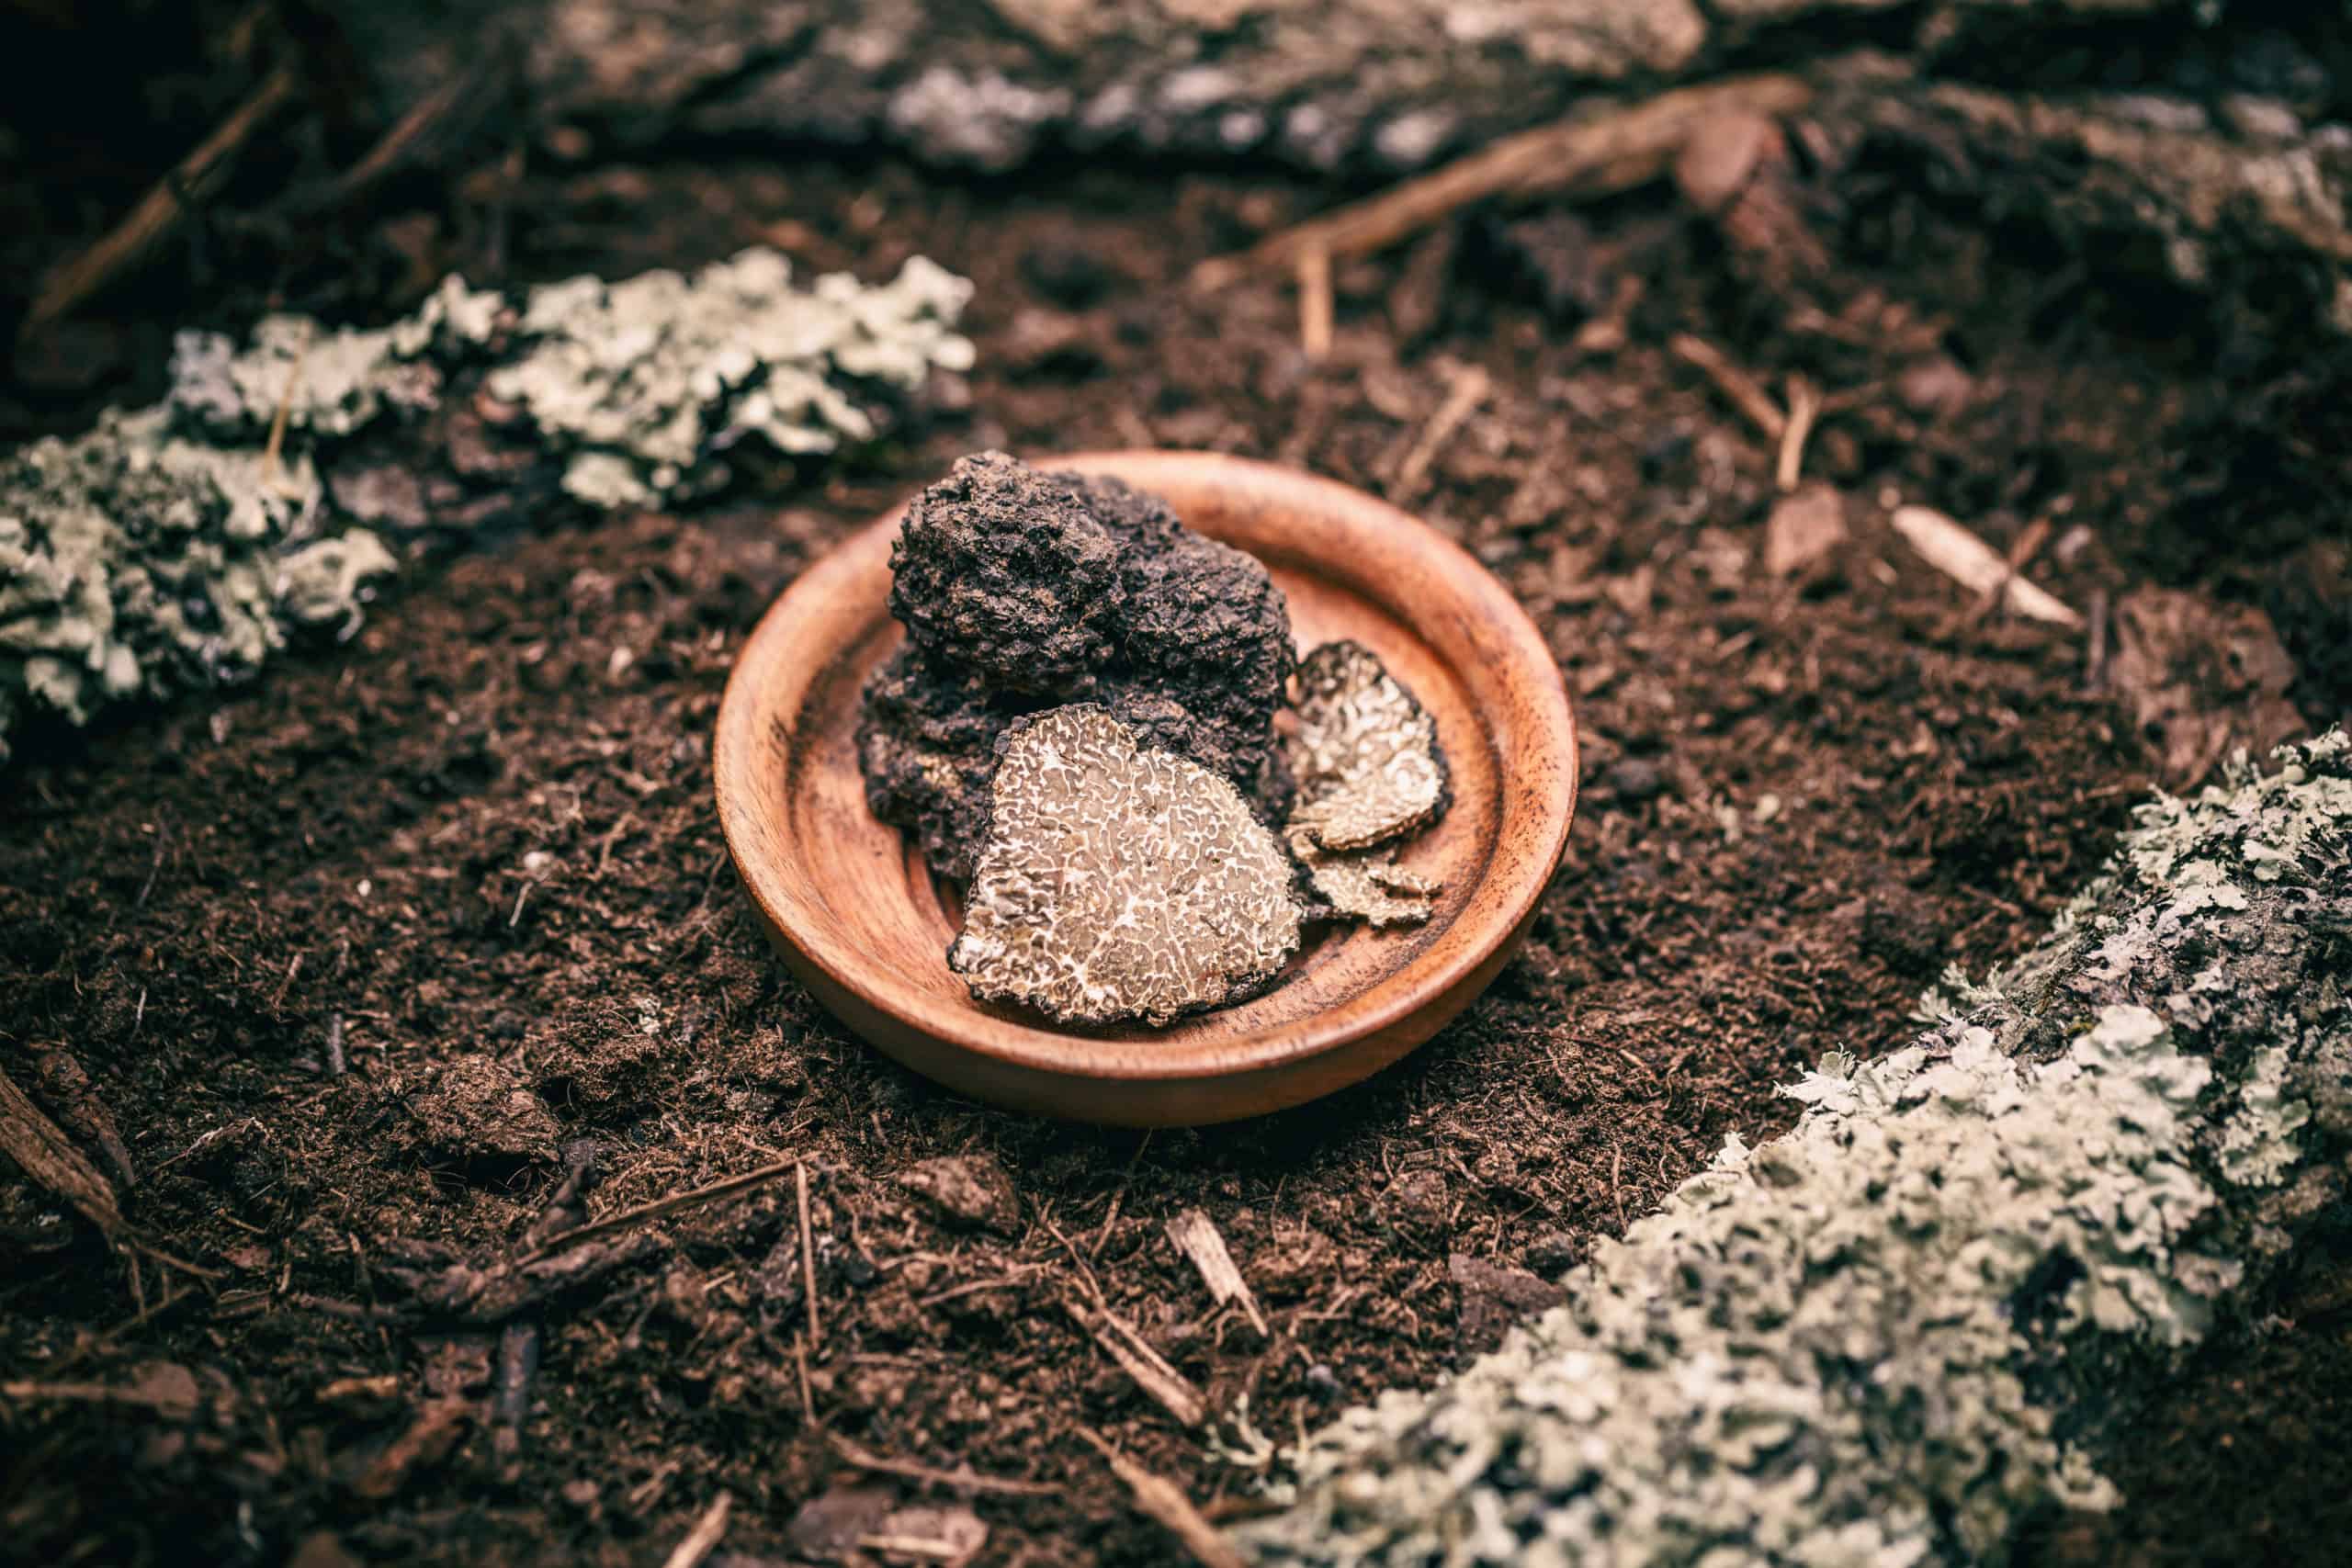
859;452;1295;883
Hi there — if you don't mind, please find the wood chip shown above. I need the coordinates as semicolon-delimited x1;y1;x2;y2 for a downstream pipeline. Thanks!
1296;245;1332;361
1066;1300;1207;1428
1889;505;2082;626
1163;1211;1269;1337
660;1493;732;1568
1077;1428;1248;1568
352;1397;472;1500
1763;483;1848;579
0;1062;122;1236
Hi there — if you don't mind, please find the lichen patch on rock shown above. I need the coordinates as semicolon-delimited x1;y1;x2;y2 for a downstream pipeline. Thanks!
1284;640;1447;853
948;705;1302;1027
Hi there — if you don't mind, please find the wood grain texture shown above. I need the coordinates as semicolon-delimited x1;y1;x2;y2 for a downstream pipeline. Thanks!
713;452;1577;1125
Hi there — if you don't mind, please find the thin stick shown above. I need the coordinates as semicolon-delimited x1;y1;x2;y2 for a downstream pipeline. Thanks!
1668;334;1786;441
1391;363;1489;501
517;1157;797;1263
1192;73;1813;288
2084;587;2110;691
660;1493;732;1568
260;323;311;497
1076;1428;1248;1568
1776;373;1820;492
1295;245;1333;361
795;1335;817;1427
1067;1300;1206;1428
797;1160;822;1345
830;1433;1060;1498
20;62;300;341
324;1014;347;1078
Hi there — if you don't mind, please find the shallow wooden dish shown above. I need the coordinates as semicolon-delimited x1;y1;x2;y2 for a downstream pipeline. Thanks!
715;452;1577;1125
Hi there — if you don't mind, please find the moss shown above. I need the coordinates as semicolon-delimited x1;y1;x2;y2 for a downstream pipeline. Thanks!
1239;731;2349;1567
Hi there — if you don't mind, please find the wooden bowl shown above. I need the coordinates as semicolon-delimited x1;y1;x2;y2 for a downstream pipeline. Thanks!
715;452;1577;1125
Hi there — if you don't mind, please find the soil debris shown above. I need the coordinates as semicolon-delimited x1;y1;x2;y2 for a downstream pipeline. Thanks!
895;1154;1023;1236
1761;482;1847;580
948;706;1303;1027
2108;586;2305;784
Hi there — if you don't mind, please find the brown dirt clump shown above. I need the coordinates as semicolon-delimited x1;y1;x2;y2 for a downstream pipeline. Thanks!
0;139;2339;1568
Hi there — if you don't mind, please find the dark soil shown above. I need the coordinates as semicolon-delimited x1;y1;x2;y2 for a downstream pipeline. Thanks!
3;85;2347;1568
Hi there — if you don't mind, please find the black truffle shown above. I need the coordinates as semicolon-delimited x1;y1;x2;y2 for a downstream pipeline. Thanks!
859;451;1295;883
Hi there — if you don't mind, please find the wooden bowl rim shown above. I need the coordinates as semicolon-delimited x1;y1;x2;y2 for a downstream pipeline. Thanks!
714;450;1577;1087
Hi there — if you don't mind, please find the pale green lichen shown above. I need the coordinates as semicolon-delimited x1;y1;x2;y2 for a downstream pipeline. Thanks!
3;249;973;761
1239;731;2349;1568
0;406;336;759
485;250;974;507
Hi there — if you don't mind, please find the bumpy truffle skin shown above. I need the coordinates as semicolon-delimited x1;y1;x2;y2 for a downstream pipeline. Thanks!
948;705;1303;1027
862;452;1295;883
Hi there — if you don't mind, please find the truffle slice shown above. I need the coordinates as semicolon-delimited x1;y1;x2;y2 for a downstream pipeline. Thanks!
949;706;1303;1027
1293;839;1440;929
1284;640;1449;852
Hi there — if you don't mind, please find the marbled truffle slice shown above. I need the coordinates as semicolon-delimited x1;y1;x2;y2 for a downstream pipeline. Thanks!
1285;640;1449;852
948;706;1303;1027
1292;840;1439;929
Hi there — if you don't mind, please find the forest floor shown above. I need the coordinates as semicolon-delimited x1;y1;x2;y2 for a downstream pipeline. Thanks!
4;120;2350;1567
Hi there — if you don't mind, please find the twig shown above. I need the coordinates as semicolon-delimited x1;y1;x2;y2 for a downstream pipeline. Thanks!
797;1160;821;1345
829;1433;1060;1498
1668;334;1785;442
19;62;301;341
134;820;168;909
795;1335;817;1427
1962;515;2053;630
492;1320;538;1461
1890;505;2081;627
1390;362;1489;501
1295;245;1333;361
1076;1427;1248;1568
517;1157;797;1263
2084;587;2111;691
661;1494;732;1568
324;1014;347;1078
1163;1211;1269;1337
1776;373;1820;493
1191;73;1813;288
1066;1300;1207;1428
